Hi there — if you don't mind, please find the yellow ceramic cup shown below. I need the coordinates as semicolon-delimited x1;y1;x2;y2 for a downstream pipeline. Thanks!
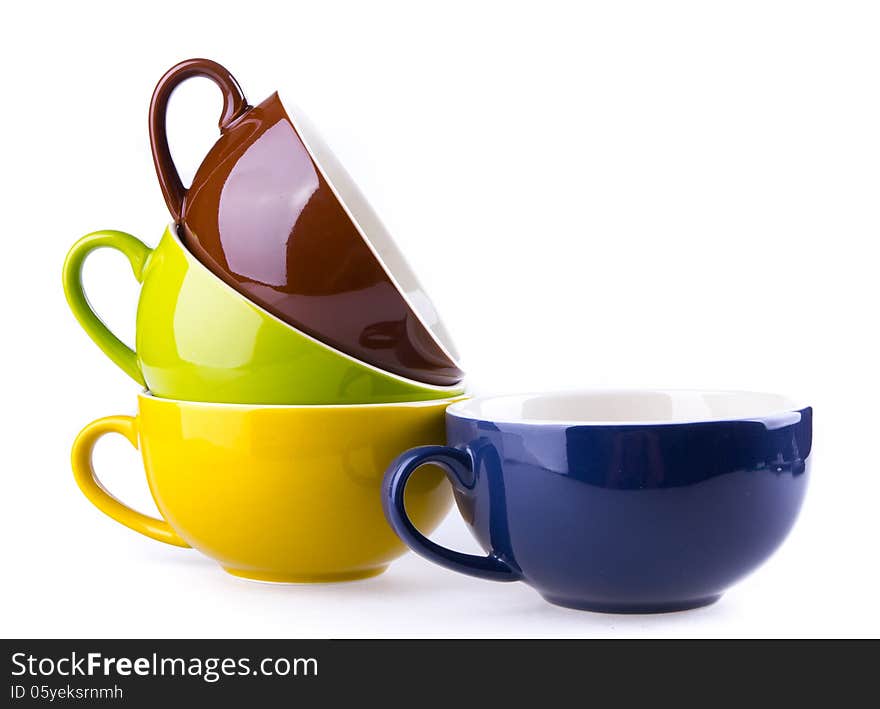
71;393;461;583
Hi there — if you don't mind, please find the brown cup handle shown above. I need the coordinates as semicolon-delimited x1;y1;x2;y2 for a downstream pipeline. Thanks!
148;58;250;221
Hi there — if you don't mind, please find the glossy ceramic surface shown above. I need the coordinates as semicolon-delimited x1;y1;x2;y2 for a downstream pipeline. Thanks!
149;58;463;387
71;394;461;582
384;390;812;613
63;226;464;404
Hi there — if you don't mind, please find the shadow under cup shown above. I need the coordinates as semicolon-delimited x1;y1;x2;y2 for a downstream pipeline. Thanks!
71;394;461;583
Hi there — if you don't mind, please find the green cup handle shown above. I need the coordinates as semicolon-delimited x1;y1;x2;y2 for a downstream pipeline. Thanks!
62;230;153;386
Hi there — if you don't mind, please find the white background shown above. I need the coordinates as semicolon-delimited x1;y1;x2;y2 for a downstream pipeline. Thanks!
1;0;878;638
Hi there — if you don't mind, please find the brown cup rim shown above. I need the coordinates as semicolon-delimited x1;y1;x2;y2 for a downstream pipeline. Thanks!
274;92;462;368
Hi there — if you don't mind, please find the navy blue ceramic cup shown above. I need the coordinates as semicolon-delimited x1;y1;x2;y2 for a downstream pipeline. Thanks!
383;390;812;613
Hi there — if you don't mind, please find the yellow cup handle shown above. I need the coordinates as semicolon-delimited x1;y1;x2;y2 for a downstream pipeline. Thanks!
71;415;189;548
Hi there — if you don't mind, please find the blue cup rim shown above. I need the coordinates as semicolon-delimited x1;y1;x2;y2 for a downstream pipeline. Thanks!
446;389;809;428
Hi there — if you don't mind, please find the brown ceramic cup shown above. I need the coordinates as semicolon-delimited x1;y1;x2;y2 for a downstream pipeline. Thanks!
149;59;463;387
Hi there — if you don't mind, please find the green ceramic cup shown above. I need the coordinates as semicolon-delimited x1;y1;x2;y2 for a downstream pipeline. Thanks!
62;226;466;404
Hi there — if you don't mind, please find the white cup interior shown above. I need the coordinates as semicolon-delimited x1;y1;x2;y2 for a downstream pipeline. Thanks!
287;103;460;364
449;390;802;425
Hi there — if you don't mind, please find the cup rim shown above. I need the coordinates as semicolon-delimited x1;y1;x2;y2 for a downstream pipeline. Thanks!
278;93;461;366
163;224;466;394
446;389;809;427
138;389;467;410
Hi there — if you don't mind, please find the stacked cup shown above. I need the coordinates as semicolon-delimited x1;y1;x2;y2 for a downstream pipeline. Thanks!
64;59;465;583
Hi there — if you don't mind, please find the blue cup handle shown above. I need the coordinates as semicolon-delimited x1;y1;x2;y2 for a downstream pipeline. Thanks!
382;445;522;582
